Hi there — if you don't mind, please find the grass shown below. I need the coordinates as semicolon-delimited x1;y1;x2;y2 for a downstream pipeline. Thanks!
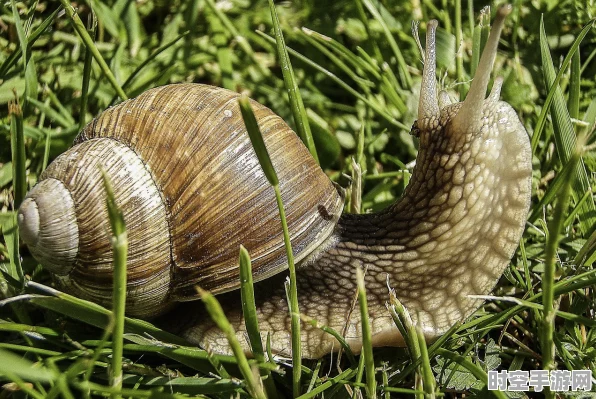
1;0;596;397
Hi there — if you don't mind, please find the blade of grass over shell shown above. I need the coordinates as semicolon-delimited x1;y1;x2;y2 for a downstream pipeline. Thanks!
267;0;318;164
79;12;97;130
256;31;409;130
58;0;128;101
537;18;596;236
239;245;278;399
100;170;128;399
361;0;412;89
9;99;26;210
198;288;266;399
239;95;301;397
356;267;376;399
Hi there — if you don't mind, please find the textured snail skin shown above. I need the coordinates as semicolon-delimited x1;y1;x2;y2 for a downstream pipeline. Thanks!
172;7;532;358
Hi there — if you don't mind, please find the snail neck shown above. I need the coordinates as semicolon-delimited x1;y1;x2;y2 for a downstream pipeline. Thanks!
309;126;531;337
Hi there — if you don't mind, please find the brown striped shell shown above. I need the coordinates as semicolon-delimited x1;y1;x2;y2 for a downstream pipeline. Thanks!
17;84;343;317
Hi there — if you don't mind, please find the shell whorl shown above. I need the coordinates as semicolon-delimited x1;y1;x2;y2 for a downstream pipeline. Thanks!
18;179;79;275
21;138;173;317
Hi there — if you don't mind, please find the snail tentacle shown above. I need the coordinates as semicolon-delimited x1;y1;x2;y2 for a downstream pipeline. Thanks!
418;19;440;129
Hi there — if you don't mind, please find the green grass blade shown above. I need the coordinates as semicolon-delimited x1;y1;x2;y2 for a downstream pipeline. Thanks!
471;9;490;77
416;326;435;398
568;49;580;119
239;95;301;396
239;245;278;399
9;100;26;209
0;7;59;77
256;31;408;130
112;30;189;104
267;0;318;163
80;11;97;131
297;368;357;399
350;158;362;214
203;0;269;77
387;293;423;398
537;17;596;235
303;28;381;80
21;281;188;345
361;0;412;89
454;0;465;98
238;95;278;186
435;349;508;399
575;227;596;267
1;212;24;286
531;19;594;154
100;170;128;399
199;288;266;399
301;30;374;92
239;245;264;357
0;348;56;384
11;1;27;70
58;0;128;101
356;267;376;399
45;86;75;126
527;150;584;223
27;97;72;128
541;141;582;388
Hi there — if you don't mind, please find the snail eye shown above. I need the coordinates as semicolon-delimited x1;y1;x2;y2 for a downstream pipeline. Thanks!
410;120;421;137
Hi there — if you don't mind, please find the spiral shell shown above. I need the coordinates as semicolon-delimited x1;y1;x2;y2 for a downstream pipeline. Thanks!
18;84;343;317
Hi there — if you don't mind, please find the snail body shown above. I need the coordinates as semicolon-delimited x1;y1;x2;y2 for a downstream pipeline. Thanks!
18;8;532;358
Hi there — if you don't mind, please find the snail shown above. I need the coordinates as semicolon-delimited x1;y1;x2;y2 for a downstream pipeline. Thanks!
17;6;531;359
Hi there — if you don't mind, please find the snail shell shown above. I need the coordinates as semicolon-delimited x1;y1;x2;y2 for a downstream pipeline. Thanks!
18;84;343;317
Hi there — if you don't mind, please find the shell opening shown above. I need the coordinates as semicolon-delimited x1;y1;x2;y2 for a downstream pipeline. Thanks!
418;19;440;128
18;178;79;275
